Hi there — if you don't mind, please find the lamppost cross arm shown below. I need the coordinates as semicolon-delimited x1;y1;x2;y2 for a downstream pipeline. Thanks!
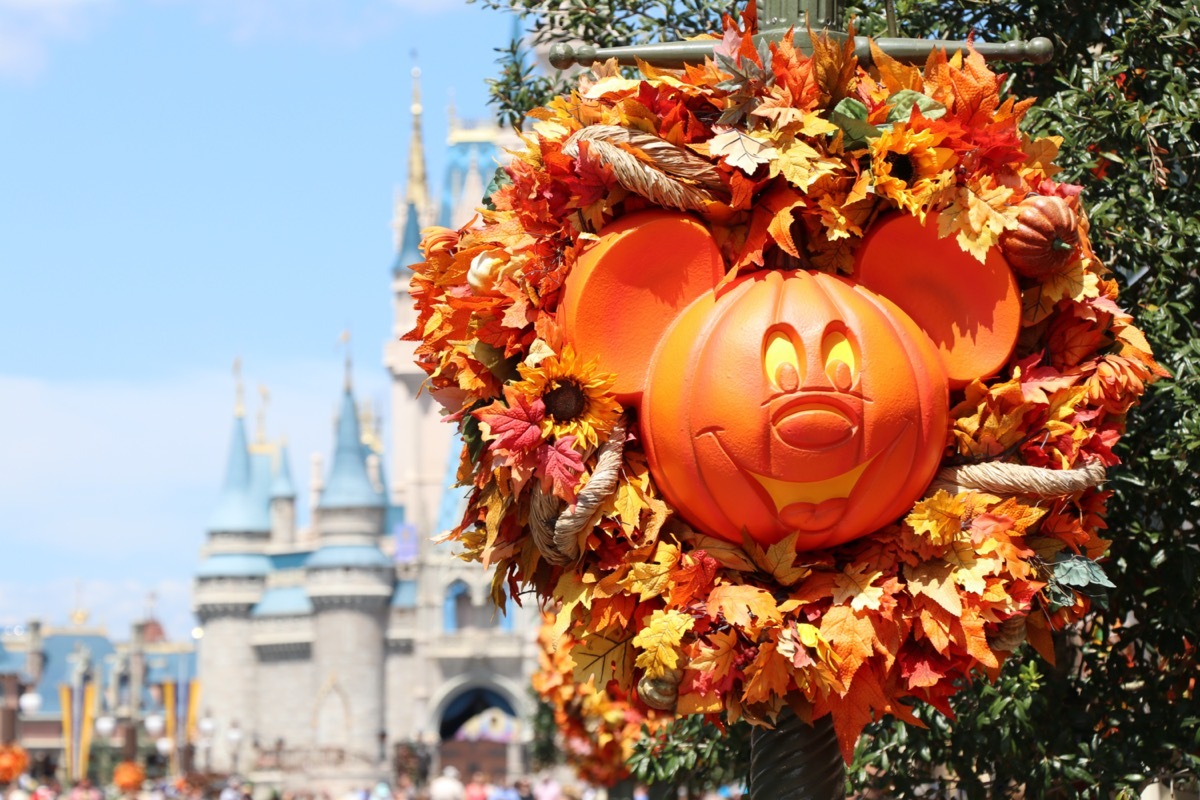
549;32;1053;70
548;0;1053;69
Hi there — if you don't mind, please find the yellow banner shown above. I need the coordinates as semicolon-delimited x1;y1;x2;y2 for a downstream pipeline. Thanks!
186;680;201;743
79;682;96;779
59;685;74;780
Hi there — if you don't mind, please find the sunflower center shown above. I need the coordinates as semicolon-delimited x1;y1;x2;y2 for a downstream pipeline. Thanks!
885;152;917;184
543;381;587;421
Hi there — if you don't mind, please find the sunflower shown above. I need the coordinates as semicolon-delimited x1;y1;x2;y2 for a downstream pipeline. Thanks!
870;123;957;220
514;344;622;450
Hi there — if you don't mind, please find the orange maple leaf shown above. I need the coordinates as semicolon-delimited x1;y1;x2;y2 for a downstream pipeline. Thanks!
818;604;877;687
743;636;792;705
706;584;783;634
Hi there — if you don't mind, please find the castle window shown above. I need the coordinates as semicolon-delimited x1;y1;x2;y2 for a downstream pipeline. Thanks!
444;580;471;633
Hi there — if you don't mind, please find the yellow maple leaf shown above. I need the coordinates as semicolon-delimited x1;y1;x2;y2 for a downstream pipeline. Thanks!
1022;134;1063;178
936;177;1018;263
570;631;636;692
632;609;695;679
743;531;812;587
904;561;963;616
621;541;682;601
944;540;1001;595
833;563;886;612
690;628;740;681
906;491;966;547
1021;257;1101;325
766;134;843;191
548;572;593;645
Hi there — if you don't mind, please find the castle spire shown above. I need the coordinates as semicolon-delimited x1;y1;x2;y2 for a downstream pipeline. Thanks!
233;357;245;418
405;58;430;212
393;55;432;273
209;377;269;533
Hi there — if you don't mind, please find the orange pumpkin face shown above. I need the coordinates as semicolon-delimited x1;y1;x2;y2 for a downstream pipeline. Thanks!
642;270;949;548
561;210;1020;552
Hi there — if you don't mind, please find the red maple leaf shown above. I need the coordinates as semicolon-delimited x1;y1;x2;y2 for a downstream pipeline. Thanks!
475;392;545;456
668;550;720;607
537;435;585;503
899;647;949;689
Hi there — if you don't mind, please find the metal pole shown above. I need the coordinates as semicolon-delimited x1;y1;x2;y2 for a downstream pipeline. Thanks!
749;710;845;800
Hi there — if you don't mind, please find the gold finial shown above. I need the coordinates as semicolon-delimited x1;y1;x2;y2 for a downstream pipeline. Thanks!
233;357;245;418
70;580;89;626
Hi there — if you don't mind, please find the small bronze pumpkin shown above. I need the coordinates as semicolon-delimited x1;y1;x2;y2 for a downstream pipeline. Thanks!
1001;194;1080;278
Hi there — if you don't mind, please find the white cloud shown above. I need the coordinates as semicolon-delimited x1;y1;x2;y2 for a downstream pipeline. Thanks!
170;0;468;46
0;576;195;645
0;0;108;78
0;361;391;641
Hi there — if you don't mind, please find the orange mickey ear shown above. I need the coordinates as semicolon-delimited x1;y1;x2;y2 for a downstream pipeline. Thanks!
560;211;725;404
853;212;1020;389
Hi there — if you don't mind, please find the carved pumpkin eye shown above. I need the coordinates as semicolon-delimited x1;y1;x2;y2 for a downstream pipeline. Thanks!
764;329;803;392
822;328;859;391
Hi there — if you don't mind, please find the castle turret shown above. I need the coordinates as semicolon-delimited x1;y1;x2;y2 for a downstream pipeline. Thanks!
270;441;297;549
193;381;270;774
305;376;392;783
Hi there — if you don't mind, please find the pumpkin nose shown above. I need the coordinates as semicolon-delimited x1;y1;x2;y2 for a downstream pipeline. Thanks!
773;402;857;450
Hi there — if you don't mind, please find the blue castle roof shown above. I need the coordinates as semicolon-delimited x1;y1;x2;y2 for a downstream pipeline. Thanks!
32;633;117;716
249;448;273;511
269;551;310;571
319;387;385;509
391;579;418;609
393;201;424;275
208;415;271;533
143;649;198;685
251;586;314;618
270;443;296;499
306;545;392;570
437;140;500;227
195;553;272;579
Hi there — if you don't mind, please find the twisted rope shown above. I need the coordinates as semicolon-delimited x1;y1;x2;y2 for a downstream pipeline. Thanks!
530;420;629;566
562;125;727;212
931;459;1106;498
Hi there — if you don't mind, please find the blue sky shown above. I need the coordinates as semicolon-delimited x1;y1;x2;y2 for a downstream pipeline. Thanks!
0;0;518;641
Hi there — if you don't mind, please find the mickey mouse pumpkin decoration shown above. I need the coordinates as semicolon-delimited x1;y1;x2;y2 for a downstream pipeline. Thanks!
407;13;1163;778
562;210;1020;550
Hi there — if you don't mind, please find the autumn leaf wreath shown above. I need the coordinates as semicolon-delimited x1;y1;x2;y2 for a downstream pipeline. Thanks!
405;9;1164;778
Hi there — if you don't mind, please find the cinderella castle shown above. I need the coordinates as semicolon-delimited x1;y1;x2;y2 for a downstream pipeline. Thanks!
191;69;530;792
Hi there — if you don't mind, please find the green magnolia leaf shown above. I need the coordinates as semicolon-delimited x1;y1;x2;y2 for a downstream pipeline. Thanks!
1053;553;1117;589
885;88;947;123
829;97;880;148
483;167;512;210
462;413;485;466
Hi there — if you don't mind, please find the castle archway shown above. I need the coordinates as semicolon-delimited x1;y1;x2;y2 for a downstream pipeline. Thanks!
427;675;530;781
